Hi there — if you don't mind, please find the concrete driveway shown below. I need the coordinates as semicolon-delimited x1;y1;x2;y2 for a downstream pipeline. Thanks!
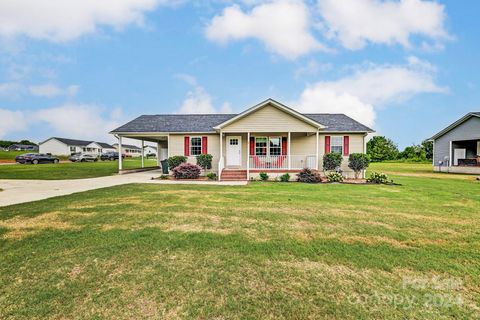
0;170;247;207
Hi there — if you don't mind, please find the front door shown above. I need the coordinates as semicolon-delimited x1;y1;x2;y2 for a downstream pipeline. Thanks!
226;136;242;166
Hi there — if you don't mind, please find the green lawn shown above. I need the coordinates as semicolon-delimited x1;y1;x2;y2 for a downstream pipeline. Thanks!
1;164;479;319
0;159;158;180
0;150;32;161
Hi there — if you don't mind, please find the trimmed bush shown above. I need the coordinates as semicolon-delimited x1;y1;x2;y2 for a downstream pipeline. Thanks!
197;154;213;170
167;155;187;170
172;163;201;179
367;172;390;184
279;173;290;182
297;168;322;183
348;153;370;179
206;172;217;180
326;172;343;183
323;152;343;171
259;172;269;181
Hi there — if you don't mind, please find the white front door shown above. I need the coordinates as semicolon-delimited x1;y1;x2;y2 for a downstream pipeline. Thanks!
226;136;242;166
454;148;466;166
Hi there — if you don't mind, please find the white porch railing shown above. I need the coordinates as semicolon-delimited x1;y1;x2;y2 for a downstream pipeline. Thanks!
249;155;316;170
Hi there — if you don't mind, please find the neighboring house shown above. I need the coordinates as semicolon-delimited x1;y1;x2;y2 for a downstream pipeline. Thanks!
97;142;116;153
111;99;374;180
7;144;39;151
112;143;142;157
39;137;115;156
144;145;158;157
429;112;480;174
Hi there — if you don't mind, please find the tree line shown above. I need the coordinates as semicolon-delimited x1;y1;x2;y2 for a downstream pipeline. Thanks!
0;140;38;149
366;136;433;162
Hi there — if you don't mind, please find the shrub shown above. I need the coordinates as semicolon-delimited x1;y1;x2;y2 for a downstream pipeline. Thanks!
167;155;187;170
296;168;322;183
323;152;343;171
196;154;213;170
206;172;217;180
367;172;391;184
348;153;370;179
326;172;343;183
172;163;201;179
279;173;290;182
259;172;269;181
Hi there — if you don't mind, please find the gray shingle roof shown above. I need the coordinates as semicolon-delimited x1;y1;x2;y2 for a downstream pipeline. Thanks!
304;114;374;132
53;137;93;146
111;113;373;133
49;137;113;148
97;142;114;148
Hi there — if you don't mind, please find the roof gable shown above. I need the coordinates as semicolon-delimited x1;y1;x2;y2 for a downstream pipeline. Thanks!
430;112;480;140
213;99;325;130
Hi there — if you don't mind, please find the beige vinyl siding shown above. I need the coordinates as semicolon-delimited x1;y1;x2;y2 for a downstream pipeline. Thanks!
318;133;365;175
169;134;220;172
222;104;317;133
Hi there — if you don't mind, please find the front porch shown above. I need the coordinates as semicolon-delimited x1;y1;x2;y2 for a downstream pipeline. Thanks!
219;132;320;181
435;138;480;174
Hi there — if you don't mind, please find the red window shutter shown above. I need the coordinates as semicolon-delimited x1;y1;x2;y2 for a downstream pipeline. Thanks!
281;137;287;155
325;136;331;154
184;136;190;156
202;136;208;154
250;137;255;155
344;136;349;156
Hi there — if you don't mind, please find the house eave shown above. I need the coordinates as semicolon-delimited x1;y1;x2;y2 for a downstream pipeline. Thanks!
429;113;480;140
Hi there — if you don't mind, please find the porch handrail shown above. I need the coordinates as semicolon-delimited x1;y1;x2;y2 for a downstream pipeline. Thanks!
249;155;315;169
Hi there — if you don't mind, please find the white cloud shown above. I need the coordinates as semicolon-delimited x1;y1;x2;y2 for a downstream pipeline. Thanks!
205;0;325;59
0;109;26;138
34;104;123;141
177;74;232;114
29;84;79;97
318;0;449;50
296;57;446;127
0;0;180;42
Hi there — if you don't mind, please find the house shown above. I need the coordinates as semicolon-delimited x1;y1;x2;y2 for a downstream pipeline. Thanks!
7;144;39;151
143;145;158;157
110;99;374;179
112;143;142;157
429;112;480;174
39;137;115;156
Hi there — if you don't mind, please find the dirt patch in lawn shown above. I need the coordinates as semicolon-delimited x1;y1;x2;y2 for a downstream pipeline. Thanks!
0;211;81;239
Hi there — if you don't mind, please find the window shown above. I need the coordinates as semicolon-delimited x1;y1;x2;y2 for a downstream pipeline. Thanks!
255;136;282;156
255;137;267;155
190;137;202;155
70;146;76;152
230;138;239;145
331;136;343;154
269;137;281;156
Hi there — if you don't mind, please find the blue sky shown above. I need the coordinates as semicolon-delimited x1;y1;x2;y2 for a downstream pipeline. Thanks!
0;0;479;148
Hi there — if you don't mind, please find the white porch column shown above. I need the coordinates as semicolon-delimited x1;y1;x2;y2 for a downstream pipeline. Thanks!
315;131;319;170
287;132;291;170
219;130;223;181
141;139;145;168
118;135;123;171
157;141;161;167
449;140;452;167
247;132;250;180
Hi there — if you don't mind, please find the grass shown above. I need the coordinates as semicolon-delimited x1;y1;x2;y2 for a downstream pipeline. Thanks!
0;150;31;161
1;163;479;319
0;159;158;180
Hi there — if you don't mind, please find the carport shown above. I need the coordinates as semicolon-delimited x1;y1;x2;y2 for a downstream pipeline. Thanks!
113;133;169;172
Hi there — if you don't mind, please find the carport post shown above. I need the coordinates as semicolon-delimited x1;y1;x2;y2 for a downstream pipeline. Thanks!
118;135;123;171
141;139;145;168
